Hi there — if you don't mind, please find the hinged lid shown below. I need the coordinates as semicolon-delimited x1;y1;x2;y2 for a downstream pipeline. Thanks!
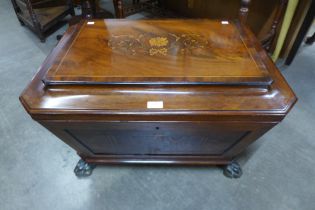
43;19;272;86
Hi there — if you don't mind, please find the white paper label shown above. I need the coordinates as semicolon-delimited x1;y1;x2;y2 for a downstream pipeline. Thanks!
87;21;95;25
147;101;164;109
221;21;229;25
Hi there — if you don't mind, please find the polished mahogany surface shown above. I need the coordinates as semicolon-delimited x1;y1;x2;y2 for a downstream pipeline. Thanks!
20;19;296;170
44;19;271;85
21;20;295;114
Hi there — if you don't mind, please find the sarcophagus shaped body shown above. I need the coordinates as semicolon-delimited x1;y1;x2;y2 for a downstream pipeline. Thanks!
20;19;296;177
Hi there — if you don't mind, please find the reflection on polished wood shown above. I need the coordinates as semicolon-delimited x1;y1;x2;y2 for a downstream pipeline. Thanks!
20;19;296;177
44;19;271;85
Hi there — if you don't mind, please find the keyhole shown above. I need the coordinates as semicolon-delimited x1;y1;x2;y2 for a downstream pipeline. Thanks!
156;127;160;130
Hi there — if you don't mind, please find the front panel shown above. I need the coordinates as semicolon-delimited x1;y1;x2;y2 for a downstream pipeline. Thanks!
43;122;273;158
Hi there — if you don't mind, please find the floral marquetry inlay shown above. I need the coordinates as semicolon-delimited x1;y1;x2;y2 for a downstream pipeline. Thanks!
108;33;213;57
149;37;169;47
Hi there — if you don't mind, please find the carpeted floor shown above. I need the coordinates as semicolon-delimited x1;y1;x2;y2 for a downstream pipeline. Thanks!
1;0;315;210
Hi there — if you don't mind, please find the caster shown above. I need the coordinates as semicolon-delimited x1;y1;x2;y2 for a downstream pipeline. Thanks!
223;161;242;178
74;159;95;177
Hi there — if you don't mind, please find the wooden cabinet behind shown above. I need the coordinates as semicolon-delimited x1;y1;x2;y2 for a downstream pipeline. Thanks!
161;0;284;52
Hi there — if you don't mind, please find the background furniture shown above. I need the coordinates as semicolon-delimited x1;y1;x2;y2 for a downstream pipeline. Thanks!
113;0;161;18
271;0;299;62
285;0;314;65
78;0;114;19
112;0;288;52
10;0;75;42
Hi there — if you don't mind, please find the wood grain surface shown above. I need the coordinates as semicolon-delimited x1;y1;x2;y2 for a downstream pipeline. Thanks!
44;19;272;85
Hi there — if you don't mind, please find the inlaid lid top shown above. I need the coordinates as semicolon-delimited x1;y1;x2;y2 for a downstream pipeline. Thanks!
44;19;272;86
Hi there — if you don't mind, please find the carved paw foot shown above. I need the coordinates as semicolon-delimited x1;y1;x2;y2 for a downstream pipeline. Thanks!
223;161;242;178
74;159;95;178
